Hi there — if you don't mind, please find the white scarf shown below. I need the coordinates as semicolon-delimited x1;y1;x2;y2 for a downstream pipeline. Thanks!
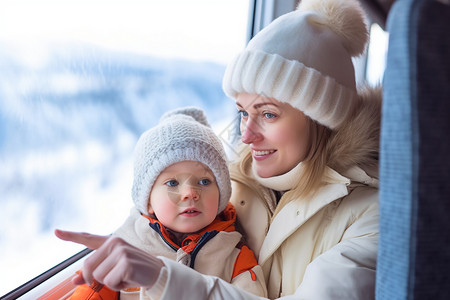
251;161;303;192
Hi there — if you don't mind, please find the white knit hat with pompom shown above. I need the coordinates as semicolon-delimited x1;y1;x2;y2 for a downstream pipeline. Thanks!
132;107;231;216
222;0;369;129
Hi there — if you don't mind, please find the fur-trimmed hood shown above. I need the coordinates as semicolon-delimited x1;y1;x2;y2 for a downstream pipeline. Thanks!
327;84;382;181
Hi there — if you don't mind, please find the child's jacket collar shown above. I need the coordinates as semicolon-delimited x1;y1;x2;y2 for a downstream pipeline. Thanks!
142;202;236;254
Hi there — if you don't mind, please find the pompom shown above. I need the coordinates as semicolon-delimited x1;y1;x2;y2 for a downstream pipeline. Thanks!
297;0;368;56
159;106;210;127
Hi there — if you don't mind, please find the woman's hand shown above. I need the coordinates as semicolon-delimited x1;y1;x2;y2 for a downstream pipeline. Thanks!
55;229;164;291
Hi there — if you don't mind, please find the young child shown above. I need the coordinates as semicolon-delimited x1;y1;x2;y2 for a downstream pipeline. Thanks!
70;107;266;299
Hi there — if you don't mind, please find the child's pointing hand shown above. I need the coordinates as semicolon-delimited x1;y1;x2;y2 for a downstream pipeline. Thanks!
55;229;164;291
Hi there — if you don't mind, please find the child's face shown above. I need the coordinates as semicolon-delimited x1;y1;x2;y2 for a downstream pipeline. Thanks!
148;161;220;233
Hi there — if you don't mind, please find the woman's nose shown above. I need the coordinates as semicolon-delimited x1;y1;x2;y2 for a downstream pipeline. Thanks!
241;118;263;144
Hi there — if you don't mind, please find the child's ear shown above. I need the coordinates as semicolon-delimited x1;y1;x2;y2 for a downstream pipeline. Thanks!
147;194;154;214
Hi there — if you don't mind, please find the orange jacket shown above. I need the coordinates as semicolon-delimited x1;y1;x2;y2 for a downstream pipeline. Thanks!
142;202;258;277
69;203;259;299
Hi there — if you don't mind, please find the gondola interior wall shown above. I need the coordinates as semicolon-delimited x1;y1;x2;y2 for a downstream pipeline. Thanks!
377;0;450;299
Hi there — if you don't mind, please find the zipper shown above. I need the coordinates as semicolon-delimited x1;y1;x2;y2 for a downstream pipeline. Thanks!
189;230;219;268
149;222;220;269
91;279;104;292
149;222;178;251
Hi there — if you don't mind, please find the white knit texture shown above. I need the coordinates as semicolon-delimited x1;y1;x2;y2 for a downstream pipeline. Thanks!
222;0;368;129
223;50;357;129
132;107;231;216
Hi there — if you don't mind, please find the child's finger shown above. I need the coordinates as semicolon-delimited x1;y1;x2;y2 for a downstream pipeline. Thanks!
79;236;125;285
54;229;108;249
72;271;86;285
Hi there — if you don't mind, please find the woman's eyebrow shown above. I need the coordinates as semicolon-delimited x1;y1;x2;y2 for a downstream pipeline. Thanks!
254;102;279;109
235;101;279;109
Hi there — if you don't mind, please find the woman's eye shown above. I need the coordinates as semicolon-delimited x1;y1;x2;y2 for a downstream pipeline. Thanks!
199;178;211;186
238;110;248;118
165;180;179;187
263;112;276;119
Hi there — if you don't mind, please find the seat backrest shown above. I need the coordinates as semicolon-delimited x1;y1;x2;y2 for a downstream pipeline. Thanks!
376;0;450;299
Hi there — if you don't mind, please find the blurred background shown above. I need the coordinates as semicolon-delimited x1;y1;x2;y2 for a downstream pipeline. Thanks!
0;0;248;295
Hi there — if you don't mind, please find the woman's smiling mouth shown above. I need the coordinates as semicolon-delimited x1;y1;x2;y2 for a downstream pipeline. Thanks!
252;149;276;160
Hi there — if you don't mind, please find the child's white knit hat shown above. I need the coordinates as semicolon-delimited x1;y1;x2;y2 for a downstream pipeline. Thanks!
132;107;231;216
222;0;369;129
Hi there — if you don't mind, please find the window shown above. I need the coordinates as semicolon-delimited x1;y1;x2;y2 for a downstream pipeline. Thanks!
366;23;389;86
0;0;248;295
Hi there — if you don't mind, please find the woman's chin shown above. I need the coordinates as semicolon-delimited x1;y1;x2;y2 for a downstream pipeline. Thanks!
253;164;276;178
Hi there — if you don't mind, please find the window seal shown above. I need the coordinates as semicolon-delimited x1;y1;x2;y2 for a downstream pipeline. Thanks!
1;248;92;300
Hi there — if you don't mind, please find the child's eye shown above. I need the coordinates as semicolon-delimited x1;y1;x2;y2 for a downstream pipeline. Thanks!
199;178;211;186
164;180;179;187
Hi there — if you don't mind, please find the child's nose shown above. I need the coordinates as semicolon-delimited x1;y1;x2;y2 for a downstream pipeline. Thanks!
181;184;200;201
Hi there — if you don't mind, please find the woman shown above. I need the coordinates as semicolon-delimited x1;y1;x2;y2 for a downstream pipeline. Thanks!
56;0;381;298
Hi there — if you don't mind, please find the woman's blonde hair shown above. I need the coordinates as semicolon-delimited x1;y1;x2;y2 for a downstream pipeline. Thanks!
233;86;381;217
295;119;333;197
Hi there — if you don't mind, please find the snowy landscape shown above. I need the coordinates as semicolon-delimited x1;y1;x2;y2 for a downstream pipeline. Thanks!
0;43;237;295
